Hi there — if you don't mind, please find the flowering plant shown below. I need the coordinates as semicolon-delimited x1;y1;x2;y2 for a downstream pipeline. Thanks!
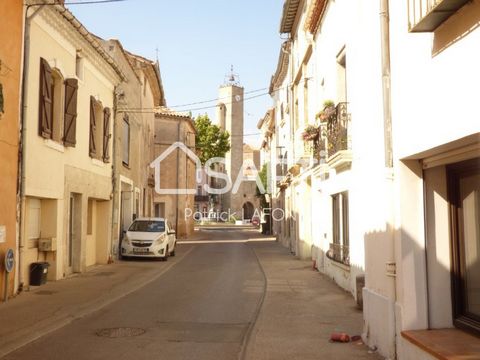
301;124;319;141
316;100;336;122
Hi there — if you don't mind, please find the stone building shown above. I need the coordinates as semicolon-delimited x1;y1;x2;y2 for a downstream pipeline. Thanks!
19;3;124;286
152;108;196;238
0;0;23;298
215;75;260;221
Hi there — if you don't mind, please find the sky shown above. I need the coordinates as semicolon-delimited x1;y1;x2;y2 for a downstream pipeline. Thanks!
67;0;284;147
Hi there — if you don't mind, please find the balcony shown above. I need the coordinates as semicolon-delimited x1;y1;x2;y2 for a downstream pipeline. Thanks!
408;0;470;32
318;102;352;172
295;135;315;168
326;243;350;266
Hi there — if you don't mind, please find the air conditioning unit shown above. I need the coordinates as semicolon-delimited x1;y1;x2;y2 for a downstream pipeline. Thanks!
39;237;57;252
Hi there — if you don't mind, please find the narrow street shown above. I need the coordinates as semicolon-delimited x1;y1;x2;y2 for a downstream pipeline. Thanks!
1;226;378;360
3;227;266;360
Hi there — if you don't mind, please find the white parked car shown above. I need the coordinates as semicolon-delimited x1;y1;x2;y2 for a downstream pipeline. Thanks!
121;218;176;260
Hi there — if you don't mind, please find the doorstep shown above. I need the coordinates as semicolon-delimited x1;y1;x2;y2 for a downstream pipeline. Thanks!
402;328;480;360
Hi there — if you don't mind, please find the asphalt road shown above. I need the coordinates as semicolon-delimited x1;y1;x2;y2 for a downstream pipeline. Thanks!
5;226;266;360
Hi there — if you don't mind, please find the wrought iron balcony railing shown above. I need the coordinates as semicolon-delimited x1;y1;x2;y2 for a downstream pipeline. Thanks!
317;102;351;161
326;242;350;266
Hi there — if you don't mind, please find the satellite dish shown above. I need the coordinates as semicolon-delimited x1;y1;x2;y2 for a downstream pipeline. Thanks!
235;95;241;102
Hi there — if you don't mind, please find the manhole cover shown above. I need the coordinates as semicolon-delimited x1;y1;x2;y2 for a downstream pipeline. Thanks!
94;272;114;277
34;290;57;295
96;327;145;338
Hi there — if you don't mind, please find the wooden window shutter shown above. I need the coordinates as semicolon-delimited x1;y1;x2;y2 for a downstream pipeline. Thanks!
63;78;78;147
103;107;111;162
89;96;97;157
38;58;53;138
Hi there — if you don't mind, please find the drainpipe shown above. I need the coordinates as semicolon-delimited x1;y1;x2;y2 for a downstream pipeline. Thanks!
110;86;118;260
17;3;46;292
175;121;180;233
380;0;393;168
380;0;397;358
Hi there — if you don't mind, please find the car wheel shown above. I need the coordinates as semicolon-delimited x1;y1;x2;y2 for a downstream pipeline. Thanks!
171;242;176;257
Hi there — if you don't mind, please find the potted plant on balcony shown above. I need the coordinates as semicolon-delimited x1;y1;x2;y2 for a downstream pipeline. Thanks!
301;124;319;141
316;100;336;123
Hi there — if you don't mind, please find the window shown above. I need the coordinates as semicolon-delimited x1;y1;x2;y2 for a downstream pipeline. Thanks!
336;47;347;103
128;220;165;233
303;79;309;125
154;203;165;218
448;157;480;335
28;199;41;240
142;189;146;217
330;192;349;265
134;194;139;221
122;115;130;166
50;69;64;142
89;97;111;161
197;186;202;196
294;98;299;131
38;58;78;146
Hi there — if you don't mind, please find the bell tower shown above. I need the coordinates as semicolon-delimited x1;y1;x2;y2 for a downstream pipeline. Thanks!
215;67;244;218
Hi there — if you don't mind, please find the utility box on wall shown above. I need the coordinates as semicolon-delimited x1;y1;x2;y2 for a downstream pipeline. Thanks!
38;237;57;252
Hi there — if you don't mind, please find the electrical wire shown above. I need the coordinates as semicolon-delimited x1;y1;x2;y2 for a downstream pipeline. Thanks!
65;0;127;4
168;87;269;108
116;77;309;114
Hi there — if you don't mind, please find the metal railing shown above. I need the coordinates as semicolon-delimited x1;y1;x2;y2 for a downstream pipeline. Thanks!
408;0;469;32
317;102;351;160
327;242;350;266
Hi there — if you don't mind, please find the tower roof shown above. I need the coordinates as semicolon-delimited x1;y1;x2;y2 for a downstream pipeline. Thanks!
223;65;241;87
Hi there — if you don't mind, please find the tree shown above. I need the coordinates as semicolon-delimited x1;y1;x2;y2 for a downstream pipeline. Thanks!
194;114;231;165
256;163;270;208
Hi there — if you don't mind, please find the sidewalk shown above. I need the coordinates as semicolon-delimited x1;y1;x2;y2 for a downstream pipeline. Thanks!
0;249;192;359
245;241;382;360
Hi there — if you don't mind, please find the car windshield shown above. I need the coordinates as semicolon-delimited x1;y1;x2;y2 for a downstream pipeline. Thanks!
128;220;165;233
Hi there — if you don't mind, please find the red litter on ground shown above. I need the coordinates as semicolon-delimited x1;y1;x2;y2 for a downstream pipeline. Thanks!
330;332;350;343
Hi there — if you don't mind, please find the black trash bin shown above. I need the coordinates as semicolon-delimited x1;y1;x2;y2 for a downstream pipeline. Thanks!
30;262;49;286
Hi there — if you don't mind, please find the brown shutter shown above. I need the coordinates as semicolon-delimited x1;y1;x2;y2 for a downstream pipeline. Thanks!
103;107;111;162
38;58;53;138
89;96;97;157
63;78;78;147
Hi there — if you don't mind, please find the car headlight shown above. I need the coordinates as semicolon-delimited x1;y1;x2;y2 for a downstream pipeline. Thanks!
155;235;166;244
123;236;130;246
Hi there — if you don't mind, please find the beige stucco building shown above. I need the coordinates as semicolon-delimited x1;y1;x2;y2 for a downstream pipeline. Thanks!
20;4;123;286
98;39;166;258
152;108;196;238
